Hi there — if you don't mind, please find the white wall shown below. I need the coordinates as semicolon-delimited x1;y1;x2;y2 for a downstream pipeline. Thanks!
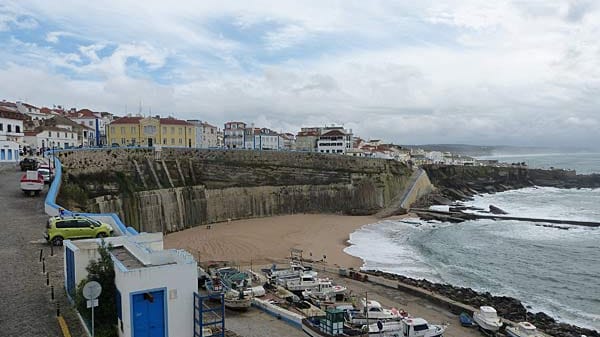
116;257;197;337
27;129;79;149
0;140;20;162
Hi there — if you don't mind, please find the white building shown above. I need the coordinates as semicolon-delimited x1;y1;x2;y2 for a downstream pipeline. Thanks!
317;127;352;154
24;126;79;150
280;133;295;150
16;102;53;123
200;122;218;148
0;107;26;162
66;109;106;146
244;128;282;150
64;233;197;337
223;121;246;149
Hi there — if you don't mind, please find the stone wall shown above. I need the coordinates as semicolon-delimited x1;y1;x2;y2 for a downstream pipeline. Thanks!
60;148;413;233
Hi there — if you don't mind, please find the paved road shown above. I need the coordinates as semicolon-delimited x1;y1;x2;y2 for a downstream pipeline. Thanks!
0;168;85;337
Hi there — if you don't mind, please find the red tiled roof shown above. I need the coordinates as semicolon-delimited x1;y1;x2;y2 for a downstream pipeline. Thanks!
0;101;17;109
0;107;27;120
297;131;319;137
321;129;346;137
159;118;192;126
110;116;143;124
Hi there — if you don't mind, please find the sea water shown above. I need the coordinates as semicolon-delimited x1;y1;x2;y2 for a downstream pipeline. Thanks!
345;154;600;331
478;152;600;174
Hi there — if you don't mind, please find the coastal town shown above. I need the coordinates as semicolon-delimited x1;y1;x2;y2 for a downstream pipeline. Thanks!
1;99;499;168
2;98;599;337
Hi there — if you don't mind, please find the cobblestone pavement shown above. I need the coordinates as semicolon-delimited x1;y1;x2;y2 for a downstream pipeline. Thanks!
0;169;86;337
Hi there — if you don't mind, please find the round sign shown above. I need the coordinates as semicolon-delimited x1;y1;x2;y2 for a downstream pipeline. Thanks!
83;281;102;300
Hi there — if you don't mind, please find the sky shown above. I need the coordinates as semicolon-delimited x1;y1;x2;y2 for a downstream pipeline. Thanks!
1;1;599;148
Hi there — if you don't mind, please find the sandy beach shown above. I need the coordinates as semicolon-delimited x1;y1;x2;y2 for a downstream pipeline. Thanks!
164;214;387;269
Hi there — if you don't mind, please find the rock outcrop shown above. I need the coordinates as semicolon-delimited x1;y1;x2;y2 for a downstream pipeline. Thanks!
364;270;599;337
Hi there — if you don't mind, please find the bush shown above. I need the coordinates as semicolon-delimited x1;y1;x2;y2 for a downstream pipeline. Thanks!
75;241;117;337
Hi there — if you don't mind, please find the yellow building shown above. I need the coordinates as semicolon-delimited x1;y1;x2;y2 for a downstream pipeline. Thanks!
107;116;196;148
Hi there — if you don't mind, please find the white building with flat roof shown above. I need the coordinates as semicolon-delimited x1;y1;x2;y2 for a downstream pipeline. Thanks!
64;233;197;337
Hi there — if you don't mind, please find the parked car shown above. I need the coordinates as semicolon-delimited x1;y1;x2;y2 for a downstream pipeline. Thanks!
19;157;39;171
20;170;44;196
44;215;114;246
37;166;53;184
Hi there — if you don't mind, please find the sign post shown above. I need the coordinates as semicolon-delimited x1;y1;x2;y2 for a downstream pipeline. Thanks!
83;281;102;337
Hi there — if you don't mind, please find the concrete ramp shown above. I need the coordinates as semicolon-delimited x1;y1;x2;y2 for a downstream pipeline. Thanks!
376;168;434;218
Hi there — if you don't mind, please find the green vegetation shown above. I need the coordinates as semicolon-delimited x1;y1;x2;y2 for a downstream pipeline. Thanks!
75;241;118;337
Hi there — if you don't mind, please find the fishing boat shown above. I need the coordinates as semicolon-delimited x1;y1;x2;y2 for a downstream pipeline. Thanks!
266;261;317;283
222;290;251;311
343;298;407;326
301;281;347;301
505;322;544;337
216;267;265;297
473;306;503;334
459;312;475;327
285;273;336;292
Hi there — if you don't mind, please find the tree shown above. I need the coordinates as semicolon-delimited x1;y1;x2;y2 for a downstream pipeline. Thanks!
75;240;118;337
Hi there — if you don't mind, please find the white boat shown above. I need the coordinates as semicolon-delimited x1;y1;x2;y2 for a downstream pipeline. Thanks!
301;281;347;300
506;322;544;337
473;306;503;333
344;298;408;326
268;261;317;282
285;273;334;292
217;267;266;297
392;317;447;337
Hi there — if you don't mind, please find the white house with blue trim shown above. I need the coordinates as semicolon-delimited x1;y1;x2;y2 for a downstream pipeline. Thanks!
64;234;197;337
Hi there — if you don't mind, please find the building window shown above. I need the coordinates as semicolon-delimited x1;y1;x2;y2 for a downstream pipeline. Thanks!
48;131;52;137
15;125;20;133
179;138;182;144
120;127;125;134
121;138;126;144
131;126;136;133
162;127;166;134
171;138;175;145
89;121;93;126
163;138;167;145
111;126;115;134
71;133;74;139
171;127;175;133
143;125;156;135
7;124;12;132
0;123;2;131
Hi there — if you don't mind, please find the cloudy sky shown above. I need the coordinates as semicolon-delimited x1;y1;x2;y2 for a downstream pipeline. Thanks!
1;1;599;148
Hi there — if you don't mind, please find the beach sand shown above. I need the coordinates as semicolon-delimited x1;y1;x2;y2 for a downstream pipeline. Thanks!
164;213;387;269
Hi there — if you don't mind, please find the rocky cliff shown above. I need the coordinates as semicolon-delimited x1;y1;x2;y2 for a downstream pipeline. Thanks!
57;148;413;233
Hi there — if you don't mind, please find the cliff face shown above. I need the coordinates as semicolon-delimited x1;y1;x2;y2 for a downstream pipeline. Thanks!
58;148;413;233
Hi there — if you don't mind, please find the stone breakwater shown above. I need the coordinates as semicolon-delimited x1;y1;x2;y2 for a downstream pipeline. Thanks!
364;270;599;337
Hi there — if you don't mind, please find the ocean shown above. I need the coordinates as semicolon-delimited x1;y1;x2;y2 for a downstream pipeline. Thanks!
344;153;600;331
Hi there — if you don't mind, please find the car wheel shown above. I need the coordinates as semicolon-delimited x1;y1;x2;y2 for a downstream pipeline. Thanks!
51;236;64;246
96;232;107;238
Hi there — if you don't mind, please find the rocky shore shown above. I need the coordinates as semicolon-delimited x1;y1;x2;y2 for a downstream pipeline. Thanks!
363;270;599;337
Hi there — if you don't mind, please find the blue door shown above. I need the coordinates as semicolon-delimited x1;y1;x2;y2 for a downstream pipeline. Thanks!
65;247;75;297
132;290;165;337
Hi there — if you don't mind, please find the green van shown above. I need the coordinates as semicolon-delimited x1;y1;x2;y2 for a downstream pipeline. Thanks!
44;216;114;246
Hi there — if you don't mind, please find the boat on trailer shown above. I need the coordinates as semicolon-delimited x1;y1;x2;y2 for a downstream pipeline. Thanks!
505;322;544;337
473;306;503;334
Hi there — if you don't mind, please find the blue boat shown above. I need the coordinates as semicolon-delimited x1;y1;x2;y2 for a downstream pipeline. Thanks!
460;312;474;327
